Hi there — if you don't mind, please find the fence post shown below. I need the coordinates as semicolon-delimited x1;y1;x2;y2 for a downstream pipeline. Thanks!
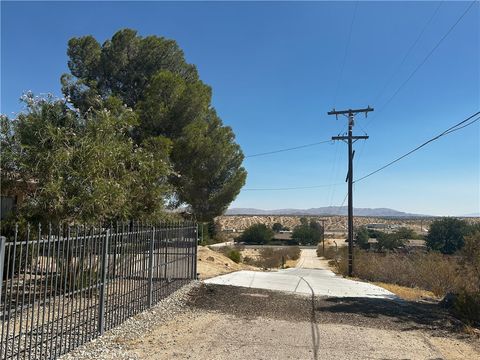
147;226;155;307
0;236;5;302
98;229;110;336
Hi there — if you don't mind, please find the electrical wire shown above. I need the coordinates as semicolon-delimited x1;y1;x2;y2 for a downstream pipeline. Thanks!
354;111;480;183
366;0;476;128
245;139;333;158
326;192;348;216
371;1;443;104
243;183;344;191
241;112;478;192
333;1;359;107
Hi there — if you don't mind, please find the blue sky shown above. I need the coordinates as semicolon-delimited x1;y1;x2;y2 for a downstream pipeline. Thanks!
1;1;479;216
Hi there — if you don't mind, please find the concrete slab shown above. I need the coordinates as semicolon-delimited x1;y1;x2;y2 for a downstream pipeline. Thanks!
205;269;396;298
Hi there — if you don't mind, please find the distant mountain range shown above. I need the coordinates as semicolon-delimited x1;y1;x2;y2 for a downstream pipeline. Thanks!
226;207;430;217
462;213;480;217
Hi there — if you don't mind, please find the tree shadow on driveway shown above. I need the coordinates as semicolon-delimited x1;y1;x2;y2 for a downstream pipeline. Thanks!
190;284;472;338
315;297;467;336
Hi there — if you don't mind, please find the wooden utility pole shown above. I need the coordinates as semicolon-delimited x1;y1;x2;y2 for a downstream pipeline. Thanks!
328;107;373;276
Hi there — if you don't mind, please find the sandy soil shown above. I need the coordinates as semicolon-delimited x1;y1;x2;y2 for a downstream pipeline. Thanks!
196;246;256;280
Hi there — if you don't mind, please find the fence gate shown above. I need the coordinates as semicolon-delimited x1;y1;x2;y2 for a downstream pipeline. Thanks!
0;221;197;360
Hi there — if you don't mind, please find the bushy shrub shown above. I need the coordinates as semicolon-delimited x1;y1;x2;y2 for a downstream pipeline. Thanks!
280;246;301;260
332;228;480;325
454;291;480;326
255;246;301;268
227;249;241;263
243;256;254;265
335;251;459;296
316;244;338;260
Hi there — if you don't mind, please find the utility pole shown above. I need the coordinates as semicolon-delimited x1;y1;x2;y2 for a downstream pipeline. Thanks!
328;107;373;276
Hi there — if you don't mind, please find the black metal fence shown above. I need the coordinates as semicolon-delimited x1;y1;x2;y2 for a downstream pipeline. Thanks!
0;221;198;360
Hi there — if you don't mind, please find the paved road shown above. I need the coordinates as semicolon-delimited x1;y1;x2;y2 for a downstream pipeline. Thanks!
205;249;396;299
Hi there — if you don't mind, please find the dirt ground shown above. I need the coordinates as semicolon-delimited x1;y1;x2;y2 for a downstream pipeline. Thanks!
127;284;479;360
196;246;256;280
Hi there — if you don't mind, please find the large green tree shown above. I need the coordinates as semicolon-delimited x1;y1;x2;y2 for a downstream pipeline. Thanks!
62;29;246;221
292;222;322;246
238;224;274;245
135;70;212;141
1;94;171;223
170;111;247;222
62;29;198;111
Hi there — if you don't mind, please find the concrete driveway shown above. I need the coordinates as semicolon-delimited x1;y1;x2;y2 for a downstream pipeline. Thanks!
204;249;396;299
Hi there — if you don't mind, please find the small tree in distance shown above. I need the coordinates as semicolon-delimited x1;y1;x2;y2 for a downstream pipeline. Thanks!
292;221;322;246
427;218;468;254
237;224;274;245
355;227;370;250
272;222;284;232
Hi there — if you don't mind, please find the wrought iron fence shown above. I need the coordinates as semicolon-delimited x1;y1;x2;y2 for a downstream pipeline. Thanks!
0;221;198;360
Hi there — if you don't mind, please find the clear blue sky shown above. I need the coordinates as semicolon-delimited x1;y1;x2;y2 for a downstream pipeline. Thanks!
1;1;479;216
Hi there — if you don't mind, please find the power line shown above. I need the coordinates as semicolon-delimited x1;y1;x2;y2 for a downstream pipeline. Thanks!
333;1;359;106
327;141;341;206
242;111;479;191
366;0;476;128
355;111;480;183
243;183;344;191
328;192;348;214
245;139;332;158
371;1;443;104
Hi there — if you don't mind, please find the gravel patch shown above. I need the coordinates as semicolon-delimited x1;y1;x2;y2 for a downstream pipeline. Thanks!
59;281;201;360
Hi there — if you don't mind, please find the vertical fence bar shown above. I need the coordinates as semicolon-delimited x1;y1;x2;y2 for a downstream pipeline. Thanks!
98;229;109;336
147;226;155;308
0;236;6;360
164;225;168;282
0;236;5;309
195;224;199;279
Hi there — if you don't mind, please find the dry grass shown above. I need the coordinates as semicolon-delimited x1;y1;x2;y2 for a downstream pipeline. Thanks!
197;246;256;280
336;250;459;296
332;242;480;326
285;259;299;268
373;282;438;301
242;246;301;269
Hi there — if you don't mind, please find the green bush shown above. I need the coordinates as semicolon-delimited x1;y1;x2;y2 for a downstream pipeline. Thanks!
227;249;241;263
